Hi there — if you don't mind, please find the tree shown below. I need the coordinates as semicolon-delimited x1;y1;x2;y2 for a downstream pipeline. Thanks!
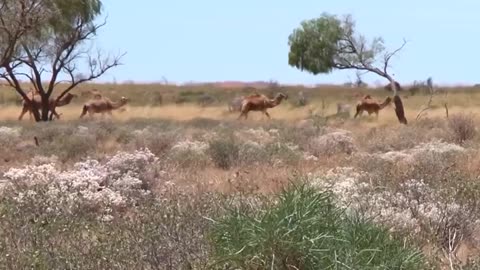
288;13;408;124
0;0;125;121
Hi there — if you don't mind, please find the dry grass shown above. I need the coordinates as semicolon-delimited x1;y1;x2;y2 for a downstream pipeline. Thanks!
2;82;479;125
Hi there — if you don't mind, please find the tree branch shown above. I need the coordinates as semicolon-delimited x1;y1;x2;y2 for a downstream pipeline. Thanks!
55;51;126;102
416;78;435;120
383;38;407;74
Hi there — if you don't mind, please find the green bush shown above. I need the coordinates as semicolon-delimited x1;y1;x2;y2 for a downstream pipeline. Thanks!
208;183;427;269
208;137;239;170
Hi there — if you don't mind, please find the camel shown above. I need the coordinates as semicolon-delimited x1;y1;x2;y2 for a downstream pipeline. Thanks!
354;95;392;119
18;92;77;121
237;92;288;120
79;96;129;118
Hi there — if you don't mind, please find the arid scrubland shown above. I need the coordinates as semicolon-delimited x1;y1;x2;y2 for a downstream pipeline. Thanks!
1;84;480;269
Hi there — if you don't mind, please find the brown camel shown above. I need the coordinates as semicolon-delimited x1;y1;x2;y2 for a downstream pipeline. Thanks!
354;95;392;119
18;92;77;121
237;92;288;120
79;96;129;118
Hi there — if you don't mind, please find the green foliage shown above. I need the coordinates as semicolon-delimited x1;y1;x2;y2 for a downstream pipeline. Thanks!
288;13;343;74
209;183;427;269
288;13;387;76
45;0;102;33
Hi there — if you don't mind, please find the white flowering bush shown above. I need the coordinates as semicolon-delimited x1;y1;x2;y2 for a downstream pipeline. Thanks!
30;155;59;166
234;128;277;144
0;126;21;137
309;167;480;255
308;129;357;156
1;148;160;216
169;139;209;167
0;126;22;147
355;140;466;181
171;139;208;154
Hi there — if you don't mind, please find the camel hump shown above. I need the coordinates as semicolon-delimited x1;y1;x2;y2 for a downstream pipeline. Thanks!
246;93;262;98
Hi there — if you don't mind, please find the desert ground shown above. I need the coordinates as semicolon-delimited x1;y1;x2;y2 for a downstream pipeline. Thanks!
1;82;480;269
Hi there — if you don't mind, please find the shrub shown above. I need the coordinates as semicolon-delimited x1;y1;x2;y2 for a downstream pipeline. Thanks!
308;129;357;156
448;113;476;144
0;187;222;269
170;139;209;168
208;183;427;269
208;137;239;170
42;134;97;162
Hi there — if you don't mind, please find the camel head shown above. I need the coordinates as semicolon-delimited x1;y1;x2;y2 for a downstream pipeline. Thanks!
65;93;78;99
377;96;393;110
383;96;392;106
55;92;78;107
275;92;288;101
120;96;129;103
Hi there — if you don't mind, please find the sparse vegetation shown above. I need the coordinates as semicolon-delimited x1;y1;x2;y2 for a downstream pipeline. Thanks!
448;113;477;144
0;109;480;268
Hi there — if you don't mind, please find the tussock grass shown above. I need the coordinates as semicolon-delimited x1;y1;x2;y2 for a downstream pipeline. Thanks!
208;183;427;269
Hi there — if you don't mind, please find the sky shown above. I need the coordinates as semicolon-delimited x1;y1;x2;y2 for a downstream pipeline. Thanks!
94;0;480;86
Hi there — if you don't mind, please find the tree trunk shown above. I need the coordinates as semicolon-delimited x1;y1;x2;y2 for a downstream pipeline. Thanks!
40;95;51;122
388;78;408;125
393;96;408;124
29;102;42;122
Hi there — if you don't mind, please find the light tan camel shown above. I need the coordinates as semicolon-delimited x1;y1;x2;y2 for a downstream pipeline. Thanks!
354;95;392;119
18;91;77;121
79;96;129;118
237;92;288;120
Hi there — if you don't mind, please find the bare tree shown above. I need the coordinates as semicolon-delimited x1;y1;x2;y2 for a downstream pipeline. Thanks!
416;77;435;120
0;0;125;121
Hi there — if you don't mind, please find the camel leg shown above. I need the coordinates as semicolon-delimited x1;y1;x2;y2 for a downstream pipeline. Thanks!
354;108;361;118
263;110;271;119
51;108;61;120
237;111;248;120
79;106;88;118
18;106;29;121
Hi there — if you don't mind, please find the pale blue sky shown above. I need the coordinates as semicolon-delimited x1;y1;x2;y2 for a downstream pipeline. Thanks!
95;0;480;86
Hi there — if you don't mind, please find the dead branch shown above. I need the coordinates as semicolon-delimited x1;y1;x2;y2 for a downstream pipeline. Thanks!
416;77;435;120
443;87;449;118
